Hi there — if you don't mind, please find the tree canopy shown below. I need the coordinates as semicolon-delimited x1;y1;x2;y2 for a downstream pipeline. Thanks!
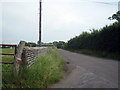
108;11;120;22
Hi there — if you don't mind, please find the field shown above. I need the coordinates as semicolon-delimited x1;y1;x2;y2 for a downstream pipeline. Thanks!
1;47;64;88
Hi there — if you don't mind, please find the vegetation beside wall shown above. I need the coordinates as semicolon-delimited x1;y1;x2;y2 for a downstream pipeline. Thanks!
2;47;64;88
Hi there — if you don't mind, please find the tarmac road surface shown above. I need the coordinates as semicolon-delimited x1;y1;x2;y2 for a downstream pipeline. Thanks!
52;49;118;88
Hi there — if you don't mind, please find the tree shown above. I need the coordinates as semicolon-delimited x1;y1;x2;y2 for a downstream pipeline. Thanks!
108;11;120;22
53;41;58;47
25;42;36;47
53;41;65;48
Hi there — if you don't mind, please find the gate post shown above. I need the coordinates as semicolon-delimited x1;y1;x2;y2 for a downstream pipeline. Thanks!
14;41;25;75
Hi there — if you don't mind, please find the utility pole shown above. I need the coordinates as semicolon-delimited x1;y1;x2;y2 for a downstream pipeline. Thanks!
39;0;42;47
118;1;120;11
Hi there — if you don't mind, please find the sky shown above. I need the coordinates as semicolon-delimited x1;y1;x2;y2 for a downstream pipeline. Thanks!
0;0;119;44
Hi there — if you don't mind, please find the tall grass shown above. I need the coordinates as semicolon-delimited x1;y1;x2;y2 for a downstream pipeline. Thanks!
2;47;64;88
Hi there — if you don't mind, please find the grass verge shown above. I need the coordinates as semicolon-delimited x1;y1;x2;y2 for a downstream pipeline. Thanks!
2;47;64;88
65;49;120;60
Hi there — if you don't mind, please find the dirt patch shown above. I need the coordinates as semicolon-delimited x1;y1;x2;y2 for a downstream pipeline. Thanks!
63;59;76;79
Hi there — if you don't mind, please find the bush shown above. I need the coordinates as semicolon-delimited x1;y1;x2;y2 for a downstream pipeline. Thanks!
64;22;120;54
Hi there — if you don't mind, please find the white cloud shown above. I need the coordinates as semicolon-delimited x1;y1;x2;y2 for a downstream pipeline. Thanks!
52;8;85;29
43;1;85;30
0;0;39;2
43;0;119;3
2;2;39;44
89;0;119;2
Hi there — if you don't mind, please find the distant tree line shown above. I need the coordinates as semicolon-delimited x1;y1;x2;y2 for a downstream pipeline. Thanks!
37;41;65;48
25;42;36;47
53;41;65;48
64;11;120;54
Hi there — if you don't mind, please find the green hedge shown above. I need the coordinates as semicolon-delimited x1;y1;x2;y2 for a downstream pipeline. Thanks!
64;21;120;54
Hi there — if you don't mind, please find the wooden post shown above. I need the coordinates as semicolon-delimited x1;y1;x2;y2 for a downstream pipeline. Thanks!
14;41;25;75
39;0;42;47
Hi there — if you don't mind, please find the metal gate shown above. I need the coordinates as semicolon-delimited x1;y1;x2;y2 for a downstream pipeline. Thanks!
0;44;17;72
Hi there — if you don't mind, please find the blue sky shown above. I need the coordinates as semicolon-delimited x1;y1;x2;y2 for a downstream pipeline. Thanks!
0;0;119;44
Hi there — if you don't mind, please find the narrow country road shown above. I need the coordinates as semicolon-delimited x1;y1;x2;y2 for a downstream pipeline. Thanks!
52;49;118;88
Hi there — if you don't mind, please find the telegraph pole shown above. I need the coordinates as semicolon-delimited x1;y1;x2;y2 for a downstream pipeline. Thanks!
39;0;42;46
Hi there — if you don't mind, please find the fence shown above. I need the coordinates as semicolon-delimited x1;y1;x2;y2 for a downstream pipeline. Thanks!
0;44;17;72
1;41;51;74
0;41;25;74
